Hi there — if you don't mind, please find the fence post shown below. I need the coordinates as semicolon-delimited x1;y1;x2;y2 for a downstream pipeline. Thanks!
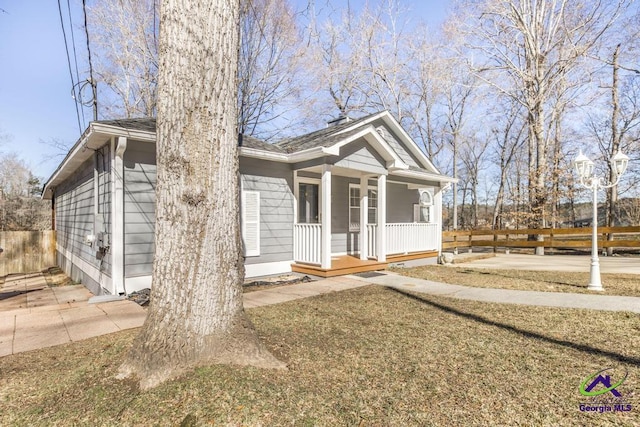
505;233;510;255
468;232;473;254
453;233;458;255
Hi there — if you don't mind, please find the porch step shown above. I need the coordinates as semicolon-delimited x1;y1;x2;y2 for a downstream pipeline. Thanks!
292;256;388;278
387;250;439;263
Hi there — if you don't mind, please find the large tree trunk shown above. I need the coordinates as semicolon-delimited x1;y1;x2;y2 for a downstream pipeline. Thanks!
118;0;284;390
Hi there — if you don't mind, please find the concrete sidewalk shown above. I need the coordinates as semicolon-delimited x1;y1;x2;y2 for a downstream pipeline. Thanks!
351;272;640;314
457;253;640;274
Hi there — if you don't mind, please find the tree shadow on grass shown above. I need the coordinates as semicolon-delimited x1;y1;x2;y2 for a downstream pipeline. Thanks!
388;287;640;367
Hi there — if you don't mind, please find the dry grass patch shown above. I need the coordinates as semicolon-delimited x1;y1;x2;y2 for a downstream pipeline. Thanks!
1;285;638;426
392;265;640;297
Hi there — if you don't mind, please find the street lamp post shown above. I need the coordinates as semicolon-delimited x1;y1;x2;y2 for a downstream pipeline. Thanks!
573;150;629;291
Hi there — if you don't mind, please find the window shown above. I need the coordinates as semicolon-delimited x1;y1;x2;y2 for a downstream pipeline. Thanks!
298;183;319;223
349;185;377;231
414;189;432;223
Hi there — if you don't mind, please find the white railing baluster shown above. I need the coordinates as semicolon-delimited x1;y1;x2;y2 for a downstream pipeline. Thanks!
383;223;439;256
294;224;322;264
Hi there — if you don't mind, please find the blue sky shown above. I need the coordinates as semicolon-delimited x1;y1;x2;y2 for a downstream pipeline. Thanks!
0;0;450;181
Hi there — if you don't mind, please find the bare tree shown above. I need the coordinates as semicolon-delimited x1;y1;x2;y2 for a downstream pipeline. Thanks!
238;0;305;139
358;0;413;122
117;0;284;390
489;98;526;229
304;3;369;117
87;0;304;138
87;0;159;118
459;134;490;228
405;27;447;160
0;153;50;231
458;0;630;253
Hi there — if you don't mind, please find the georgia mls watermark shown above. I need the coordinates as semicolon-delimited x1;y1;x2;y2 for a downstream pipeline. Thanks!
578;367;634;413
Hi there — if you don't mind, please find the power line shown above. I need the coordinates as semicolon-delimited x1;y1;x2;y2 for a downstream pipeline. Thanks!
65;0;85;129
81;0;98;121
56;0;83;134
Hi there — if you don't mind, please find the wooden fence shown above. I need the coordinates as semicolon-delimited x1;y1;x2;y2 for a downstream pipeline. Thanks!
442;226;640;252
0;231;56;276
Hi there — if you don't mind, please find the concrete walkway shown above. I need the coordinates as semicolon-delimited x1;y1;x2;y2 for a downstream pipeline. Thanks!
0;273;146;357
2;263;639;357
457;253;640;274
351;272;640;314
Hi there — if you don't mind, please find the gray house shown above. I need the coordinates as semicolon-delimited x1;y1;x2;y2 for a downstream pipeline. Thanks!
43;111;455;296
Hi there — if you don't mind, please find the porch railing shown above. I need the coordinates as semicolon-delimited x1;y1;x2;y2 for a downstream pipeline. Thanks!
293;223;322;264
368;223;439;258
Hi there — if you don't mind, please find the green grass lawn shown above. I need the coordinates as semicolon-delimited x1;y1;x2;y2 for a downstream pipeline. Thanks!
392;265;640;297
1;285;638;426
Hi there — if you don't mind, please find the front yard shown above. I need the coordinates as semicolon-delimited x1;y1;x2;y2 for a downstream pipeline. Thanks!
1;285;638;426
392;265;640;297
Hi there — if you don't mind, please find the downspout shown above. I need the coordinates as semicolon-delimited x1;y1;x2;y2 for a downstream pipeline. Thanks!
112;136;127;295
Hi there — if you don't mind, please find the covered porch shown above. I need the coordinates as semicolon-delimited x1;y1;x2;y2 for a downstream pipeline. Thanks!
291;163;442;276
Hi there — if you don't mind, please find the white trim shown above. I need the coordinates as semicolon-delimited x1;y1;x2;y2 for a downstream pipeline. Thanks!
292;170;298;226
56;243;112;290
91;123;156;142
321;165;332;269
393;168;458;184
349;182;377;232
295;176;322;224
111;136;127;295
377;174;387;262
125;275;152;293
238;147;289;162
245;260;293;278
359;176;369;260
434;188;443;255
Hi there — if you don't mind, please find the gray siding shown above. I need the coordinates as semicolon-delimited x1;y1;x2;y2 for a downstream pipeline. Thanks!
55;149;111;294
334;140;386;174
374;122;423;168
387;182;418;223
240;158;294;265
124;140;156;277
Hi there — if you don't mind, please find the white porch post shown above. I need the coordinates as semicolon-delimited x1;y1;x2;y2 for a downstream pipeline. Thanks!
321;165;332;269
377;174;386;262
359;175;368;260
111;136;127;294
434;187;443;256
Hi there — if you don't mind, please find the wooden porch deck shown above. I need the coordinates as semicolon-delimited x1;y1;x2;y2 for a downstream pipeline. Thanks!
291;251;438;278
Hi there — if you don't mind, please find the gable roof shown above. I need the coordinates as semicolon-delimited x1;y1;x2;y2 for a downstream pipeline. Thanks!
96;117;157;133
44;111;454;199
239;134;285;154
42;118;156;199
275;112;380;153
